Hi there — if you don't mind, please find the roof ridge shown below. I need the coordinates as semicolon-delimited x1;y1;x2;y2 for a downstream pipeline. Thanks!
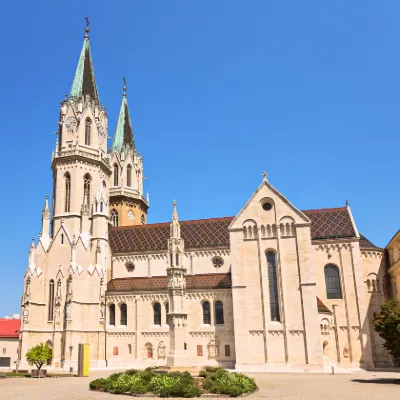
112;216;235;230
302;207;347;213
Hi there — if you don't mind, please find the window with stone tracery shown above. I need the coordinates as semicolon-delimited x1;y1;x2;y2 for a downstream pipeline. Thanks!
267;251;280;322
324;264;342;299
120;303;127;325
83;174;91;210
85;119;91;146
113;164;119;186
48;280;55;322
109;304;115;326
202;301;211;324
153;303;161;325
65;173;71;212
127;165;132;187
215;301;224;325
212;256;224;269
111;209;118;227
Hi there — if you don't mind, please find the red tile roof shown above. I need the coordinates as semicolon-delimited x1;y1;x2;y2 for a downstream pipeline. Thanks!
109;207;376;253
0;319;20;338
359;234;382;250
302;207;356;240
110;217;232;253
107;273;232;292
317;297;332;314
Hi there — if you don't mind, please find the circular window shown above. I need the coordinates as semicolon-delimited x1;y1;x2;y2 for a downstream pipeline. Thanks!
262;202;273;211
125;262;135;272
212;256;224;269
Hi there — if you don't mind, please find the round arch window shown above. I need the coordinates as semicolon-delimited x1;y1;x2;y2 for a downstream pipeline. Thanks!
262;201;273;211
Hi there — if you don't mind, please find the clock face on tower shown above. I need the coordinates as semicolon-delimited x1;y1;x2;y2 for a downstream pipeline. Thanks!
127;210;134;220
65;116;77;134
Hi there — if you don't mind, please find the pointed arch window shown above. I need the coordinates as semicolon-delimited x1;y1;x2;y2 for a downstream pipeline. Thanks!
83;174;91;210
85;119;91;146
120;303;127;325
267;251;280;322
109;304;115;326
64;173;71;212
48;280;55;321
127;165;132;187
324;264;342;299
215;301;224;325
153;303;161;325
111;209;118;227
202;301;211;324
113;164;119;187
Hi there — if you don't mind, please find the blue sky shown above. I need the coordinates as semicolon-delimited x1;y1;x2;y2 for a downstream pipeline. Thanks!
0;1;399;316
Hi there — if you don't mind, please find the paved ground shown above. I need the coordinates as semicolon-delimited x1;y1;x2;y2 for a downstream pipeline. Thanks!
0;370;400;400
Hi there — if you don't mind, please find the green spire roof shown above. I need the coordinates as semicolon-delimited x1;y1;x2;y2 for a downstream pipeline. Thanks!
70;36;99;102
112;90;135;154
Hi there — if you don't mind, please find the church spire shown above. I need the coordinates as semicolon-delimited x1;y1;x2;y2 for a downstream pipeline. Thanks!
70;17;99;103
111;77;135;154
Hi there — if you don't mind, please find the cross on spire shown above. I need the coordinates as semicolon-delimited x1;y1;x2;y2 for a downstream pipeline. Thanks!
123;77;127;97
85;16;90;37
262;171;268;182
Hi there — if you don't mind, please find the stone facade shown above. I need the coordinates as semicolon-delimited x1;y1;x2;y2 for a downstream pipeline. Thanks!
17;24;395;372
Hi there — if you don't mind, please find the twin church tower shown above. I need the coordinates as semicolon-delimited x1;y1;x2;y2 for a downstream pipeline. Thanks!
54;21;148;237
19;22;149;368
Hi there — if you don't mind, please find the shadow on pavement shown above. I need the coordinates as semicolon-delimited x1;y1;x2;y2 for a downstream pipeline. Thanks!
352;378;400;385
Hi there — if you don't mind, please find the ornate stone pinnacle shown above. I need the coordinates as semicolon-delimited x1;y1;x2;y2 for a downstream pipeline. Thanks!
172;200;177;208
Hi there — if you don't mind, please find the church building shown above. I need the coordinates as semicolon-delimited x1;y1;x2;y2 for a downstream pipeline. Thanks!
18;23;394;372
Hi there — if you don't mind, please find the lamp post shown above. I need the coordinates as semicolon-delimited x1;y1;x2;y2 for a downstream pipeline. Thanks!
69;346;73;373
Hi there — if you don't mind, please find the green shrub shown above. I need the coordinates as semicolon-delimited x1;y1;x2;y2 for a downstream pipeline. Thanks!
125;369;139;375
208;371;257;397
150;374;181;396
130;380;148;395
89;378;108;391
108;372;123;382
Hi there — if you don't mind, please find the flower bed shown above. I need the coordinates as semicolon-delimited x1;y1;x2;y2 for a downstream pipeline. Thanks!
89;366;257;398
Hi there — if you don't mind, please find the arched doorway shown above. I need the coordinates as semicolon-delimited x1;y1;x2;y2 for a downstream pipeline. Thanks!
145;343;153;359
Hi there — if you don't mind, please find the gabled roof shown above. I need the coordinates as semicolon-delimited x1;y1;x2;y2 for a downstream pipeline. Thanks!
302;207;356;240
111;94;135;154
70;36;99;102
110;217;232;253
107;273;232;292
109;207;365;254
0;319;20;338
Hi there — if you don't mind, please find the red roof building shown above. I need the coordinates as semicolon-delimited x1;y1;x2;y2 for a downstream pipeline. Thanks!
0;319;20;338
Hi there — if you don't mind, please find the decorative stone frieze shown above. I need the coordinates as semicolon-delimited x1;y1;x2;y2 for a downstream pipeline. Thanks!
189;332;215;338
141;332;169;338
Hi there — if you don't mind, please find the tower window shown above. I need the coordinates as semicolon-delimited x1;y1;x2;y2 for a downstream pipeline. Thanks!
113;164;119;186
202;301;211;324
48;280;55;321
64;173;71;213
267;251;280;322
324;264;342;299
111;209;118;227
127;165;132;187
120;303;127;325
215;301;224;325
85;119;91;146
109;304;115;326
83;174;91;210
153;302;161;325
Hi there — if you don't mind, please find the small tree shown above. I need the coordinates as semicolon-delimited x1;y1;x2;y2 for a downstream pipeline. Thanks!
373;300;400;363
26;343;52;374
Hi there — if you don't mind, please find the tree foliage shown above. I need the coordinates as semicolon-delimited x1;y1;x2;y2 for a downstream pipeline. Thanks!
373;300;400;362
26;343;52;372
